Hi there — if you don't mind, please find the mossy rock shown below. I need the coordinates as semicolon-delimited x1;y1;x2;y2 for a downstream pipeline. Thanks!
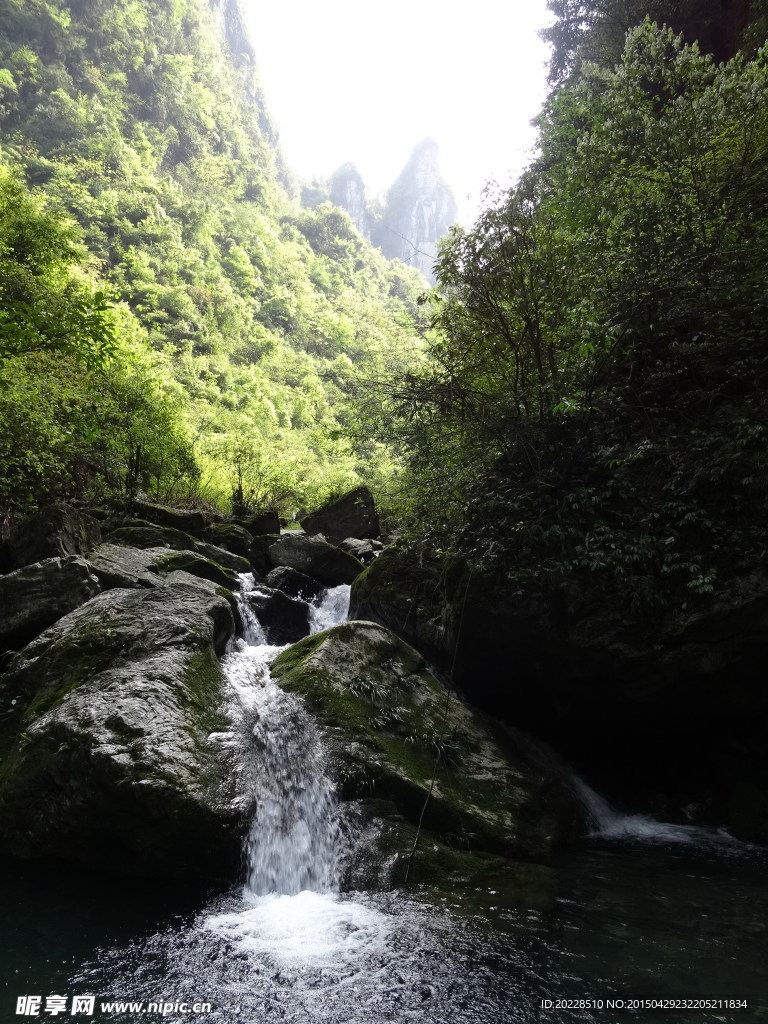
271;621;587;862
0;584;240;880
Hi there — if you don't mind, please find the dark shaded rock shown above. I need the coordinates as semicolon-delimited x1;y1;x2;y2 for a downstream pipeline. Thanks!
0;585;239;880
300;486;380;544
265;566;325;603
0;557;101;653
205;522;254;558
9;505;101;570
351;546;768;844
236;510;280;536
268;535;364;587
246;587;310;645
248;534;282;576
271;621;587;864
349;546;458;665
338;537;383;564
129;500;208;539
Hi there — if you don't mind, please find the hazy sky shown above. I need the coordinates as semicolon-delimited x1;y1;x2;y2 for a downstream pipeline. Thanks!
242;1;553;224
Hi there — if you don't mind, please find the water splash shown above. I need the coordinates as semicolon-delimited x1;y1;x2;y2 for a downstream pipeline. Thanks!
574;777;747;852
309;584;351;634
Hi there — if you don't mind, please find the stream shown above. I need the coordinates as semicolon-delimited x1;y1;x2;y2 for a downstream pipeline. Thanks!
1;579;766;1023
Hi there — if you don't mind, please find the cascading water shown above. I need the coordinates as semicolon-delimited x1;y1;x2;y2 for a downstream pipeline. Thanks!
574;776;748;851
222;574;350;895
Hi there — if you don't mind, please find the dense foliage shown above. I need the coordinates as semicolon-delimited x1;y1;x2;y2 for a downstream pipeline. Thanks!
390;20;768;609
0;0;426;521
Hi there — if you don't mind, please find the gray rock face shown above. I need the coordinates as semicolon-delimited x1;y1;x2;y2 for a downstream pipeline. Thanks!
268;535;364;586
129;500;209;539
206;522;255;558
330;163;372;238
8;505;101;570
104;525;250;574
236;510;280;537
265;566;325;603
0;585;240;879
271;621;587;877
0;557;101;652
338;537;382;564
87;543;239;591
301;486;380;544
375;139;457;284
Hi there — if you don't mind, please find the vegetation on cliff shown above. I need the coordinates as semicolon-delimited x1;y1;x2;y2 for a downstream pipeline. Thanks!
385;16;768;620
0;0;426;522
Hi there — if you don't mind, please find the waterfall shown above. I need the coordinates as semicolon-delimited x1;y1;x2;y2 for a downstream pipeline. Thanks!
224;575;351;895
574;777;745;849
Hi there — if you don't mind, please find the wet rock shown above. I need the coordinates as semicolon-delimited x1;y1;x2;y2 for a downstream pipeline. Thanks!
300;486;380;544
265;566;325;603
246;587;310;645
0;557;101;653
0;585;240;880
268;534;364;587
271;621;587;864
8;505;101;571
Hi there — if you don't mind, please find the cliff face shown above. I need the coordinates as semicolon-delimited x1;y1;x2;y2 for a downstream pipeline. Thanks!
375;139;457;284
330;164;372;239
209;0;254;63
328;140;457;284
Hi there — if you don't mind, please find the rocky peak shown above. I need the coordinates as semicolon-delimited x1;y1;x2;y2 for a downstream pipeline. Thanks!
375;138;457;284
330;164;371;238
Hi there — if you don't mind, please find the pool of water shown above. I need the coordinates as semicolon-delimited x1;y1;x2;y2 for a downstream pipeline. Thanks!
1;833;766;1024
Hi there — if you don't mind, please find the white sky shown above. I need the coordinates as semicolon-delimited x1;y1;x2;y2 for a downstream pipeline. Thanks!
242;1;553;225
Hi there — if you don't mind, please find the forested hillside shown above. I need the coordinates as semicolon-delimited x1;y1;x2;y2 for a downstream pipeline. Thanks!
390;9;768;609
0;0;426;523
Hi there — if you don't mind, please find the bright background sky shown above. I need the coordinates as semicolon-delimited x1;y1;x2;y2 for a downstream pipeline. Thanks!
242;1;553;225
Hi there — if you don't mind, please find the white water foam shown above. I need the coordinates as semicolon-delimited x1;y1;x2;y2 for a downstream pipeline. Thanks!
309;583;351;634
574;778;745;850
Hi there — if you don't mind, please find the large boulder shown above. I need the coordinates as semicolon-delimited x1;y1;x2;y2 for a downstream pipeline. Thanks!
270;621;587;879
235;510;280;536
0;557;101;653
103;525;250;575
265;565;325;603
245;587;310;645
268;534;364;587
205;522;254;559
0;585;240;879
86;543;239;591
8;505;101;571
350;546;459;664
248;534;282;576
128;500;209;539
300;486;380;543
